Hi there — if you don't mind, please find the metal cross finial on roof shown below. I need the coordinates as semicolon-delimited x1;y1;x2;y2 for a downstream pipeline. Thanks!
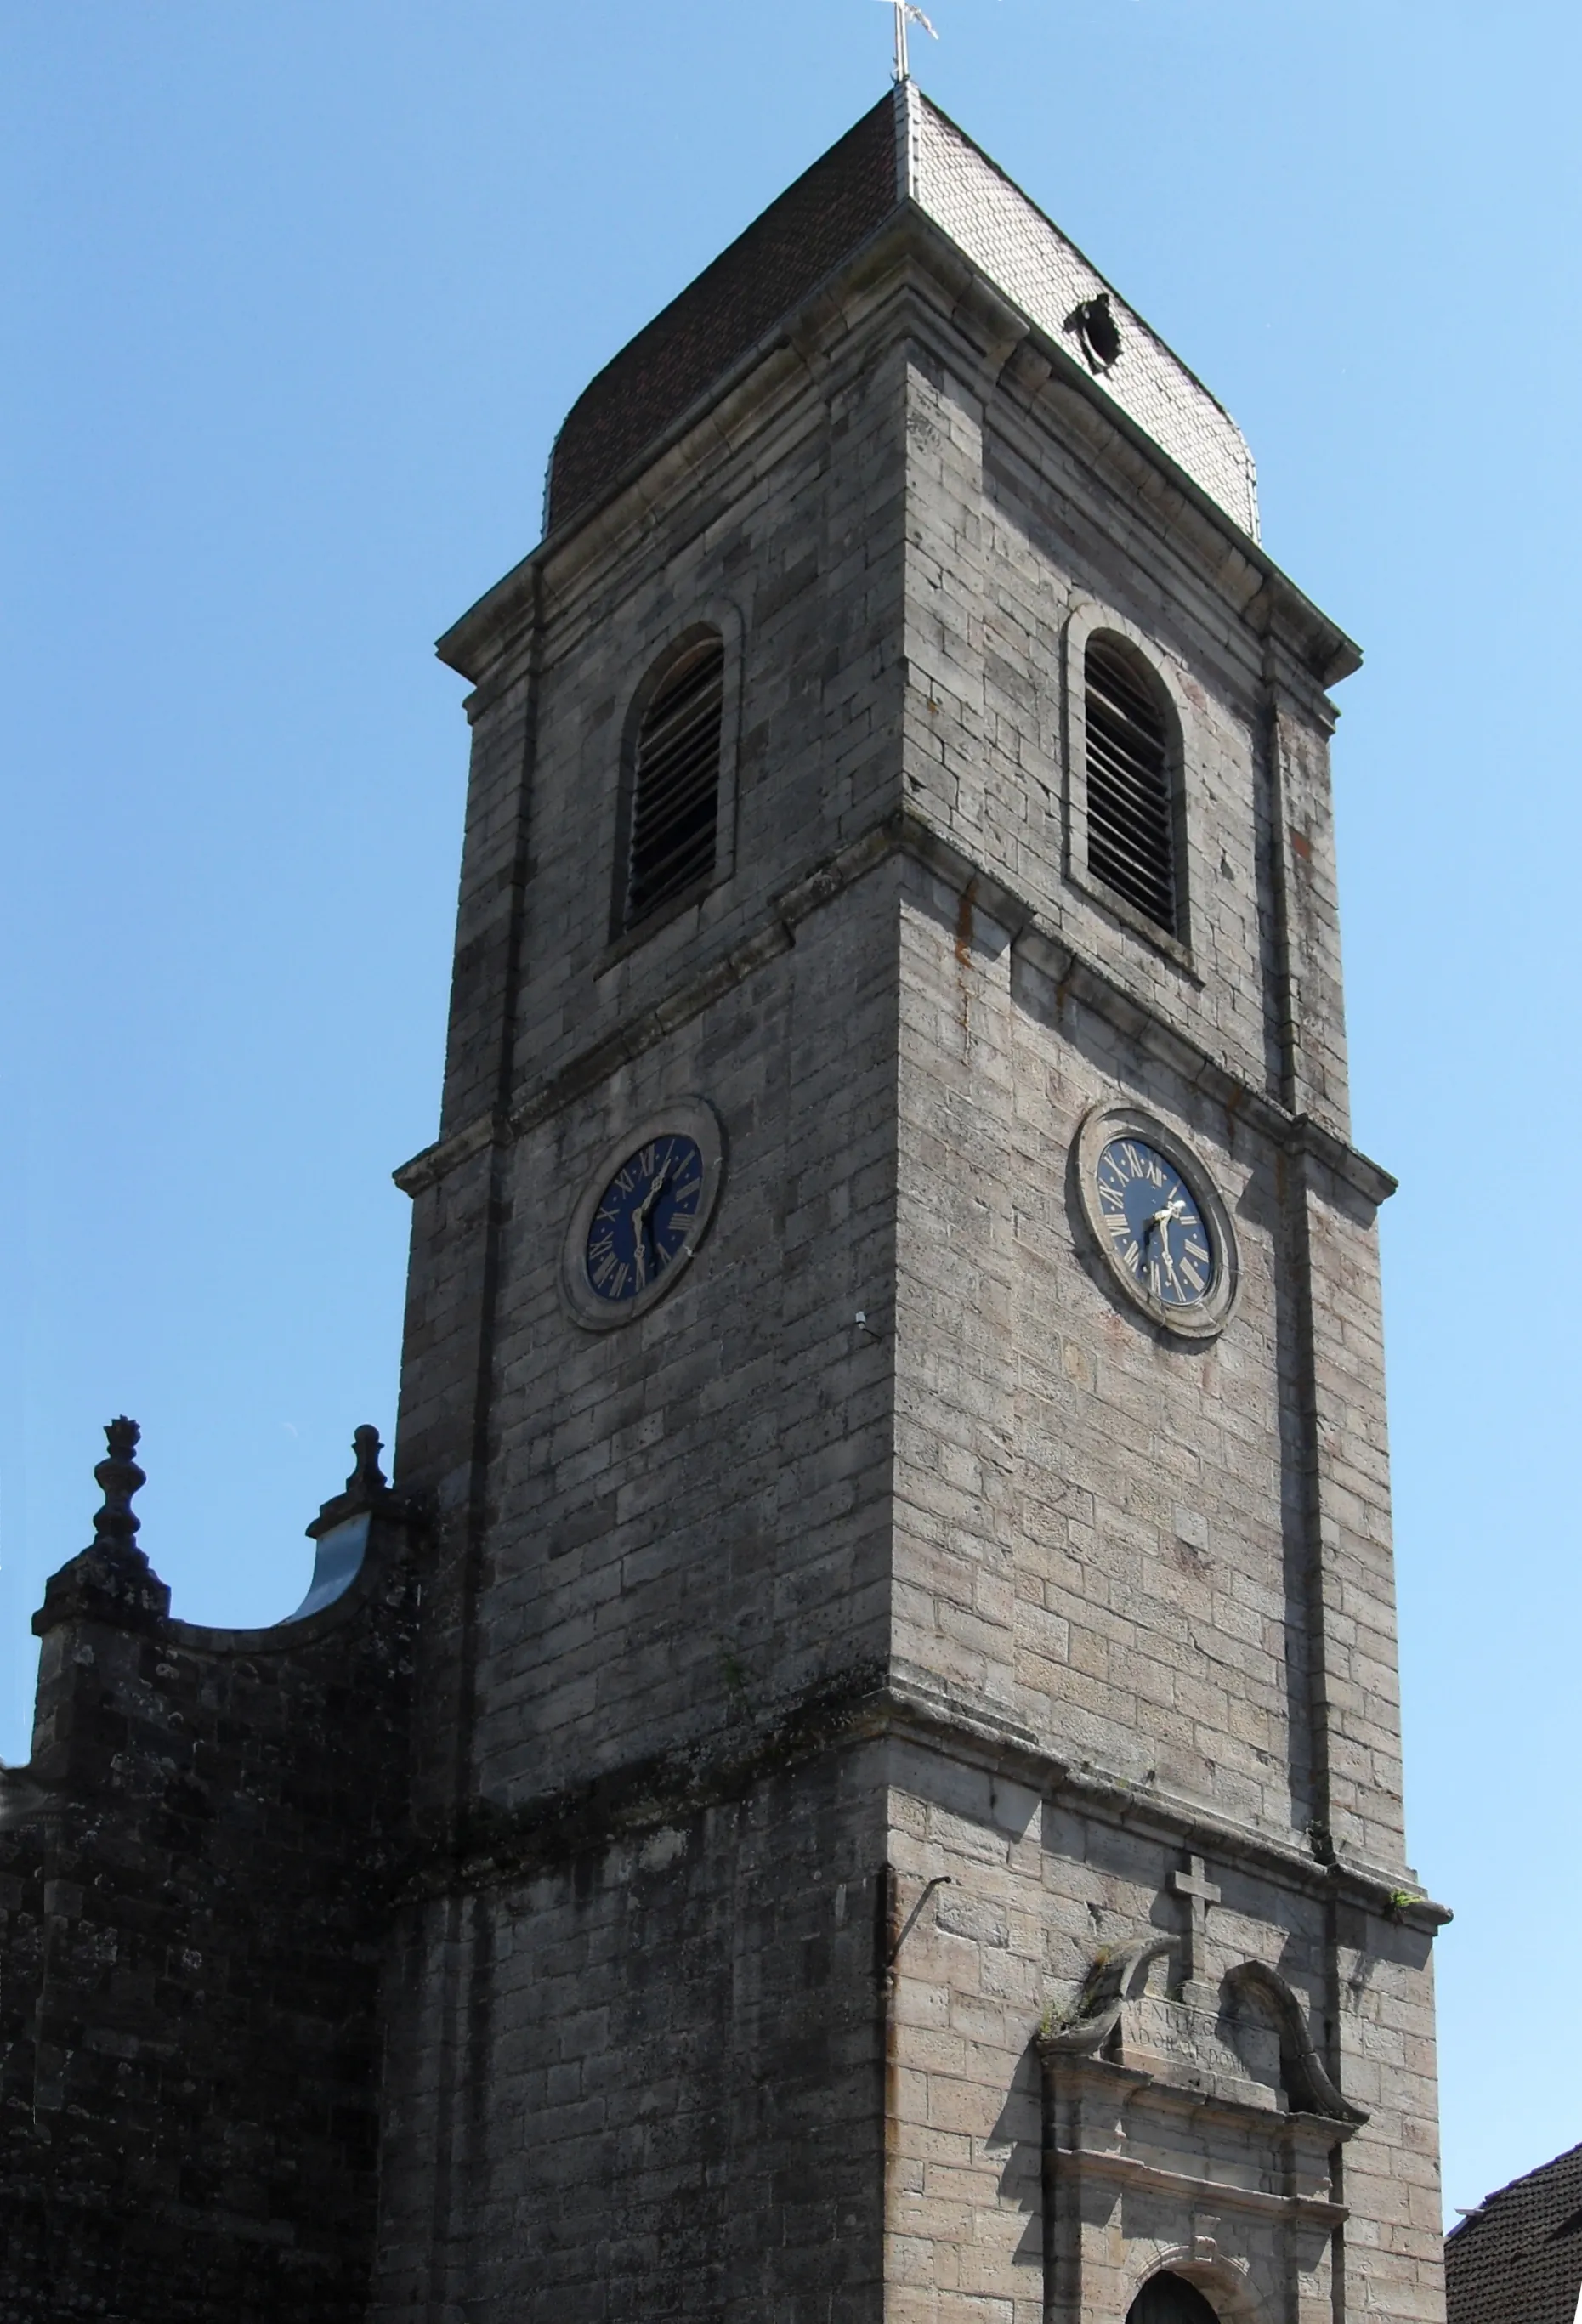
889;0;938;83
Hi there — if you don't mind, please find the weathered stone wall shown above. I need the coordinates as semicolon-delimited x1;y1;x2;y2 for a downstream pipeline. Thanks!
393;306;915;1844
378;300;917;2308
375;1750;890;2323
0;1488;417;2324
877;315;1442;2323
879;1748;1443;2324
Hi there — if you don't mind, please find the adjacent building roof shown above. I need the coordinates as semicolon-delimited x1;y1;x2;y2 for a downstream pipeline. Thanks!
1446;2143;1582;2324
546;82;1260;545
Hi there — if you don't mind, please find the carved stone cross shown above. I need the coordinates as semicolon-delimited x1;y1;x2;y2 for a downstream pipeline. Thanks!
1169;1853;1221;1989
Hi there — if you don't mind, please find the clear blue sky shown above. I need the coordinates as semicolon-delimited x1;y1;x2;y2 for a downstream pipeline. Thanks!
3;1;1576;2231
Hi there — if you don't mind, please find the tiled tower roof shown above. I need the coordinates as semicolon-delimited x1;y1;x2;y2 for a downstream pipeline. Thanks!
1446;2143;1582;2324
546;83;1260;542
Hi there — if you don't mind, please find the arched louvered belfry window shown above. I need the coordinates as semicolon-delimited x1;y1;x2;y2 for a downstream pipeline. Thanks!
621;633;725;932
1126;2272;1221;2324
1083;634;1180;938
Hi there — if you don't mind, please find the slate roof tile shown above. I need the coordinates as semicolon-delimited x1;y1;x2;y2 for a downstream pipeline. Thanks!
1446;2142;1582;2324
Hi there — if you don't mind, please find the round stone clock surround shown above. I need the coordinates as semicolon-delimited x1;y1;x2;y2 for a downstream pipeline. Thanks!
1074;1100;1239;1341
560;1097;725;1330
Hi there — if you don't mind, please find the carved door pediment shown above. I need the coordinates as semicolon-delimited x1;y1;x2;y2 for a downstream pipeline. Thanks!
1038;1947;1364;2321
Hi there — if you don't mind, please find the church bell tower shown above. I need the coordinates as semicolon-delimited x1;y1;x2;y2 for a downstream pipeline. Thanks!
378;85;1447;2324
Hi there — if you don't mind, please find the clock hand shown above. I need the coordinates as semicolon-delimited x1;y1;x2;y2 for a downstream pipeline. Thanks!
1147;1199;1187;1292
630;1169;669;1286
1163;1199;1191;1292
1138;1207;1159;1277
631;1174;662;1229
1159;1237;1183;1298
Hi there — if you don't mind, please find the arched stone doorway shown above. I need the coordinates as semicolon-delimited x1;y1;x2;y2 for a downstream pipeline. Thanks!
1126;2273;1222;2323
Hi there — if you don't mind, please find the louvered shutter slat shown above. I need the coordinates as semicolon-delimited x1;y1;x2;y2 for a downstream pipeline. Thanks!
625;640;725;928
1084;639;1177;935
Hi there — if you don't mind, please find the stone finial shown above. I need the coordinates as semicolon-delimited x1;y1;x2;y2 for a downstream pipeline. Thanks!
32;1415;169;1636
349;1425;388;1496
92;1416;145;1552
304;1424;405;1545
288;1423;416;1620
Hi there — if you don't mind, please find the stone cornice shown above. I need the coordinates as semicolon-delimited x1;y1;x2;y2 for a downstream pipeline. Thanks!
879;1677;1446;1929
434;205;1358;700
394;808;1395;1210
1043;2140;1349;2229
396;1667;1449;1934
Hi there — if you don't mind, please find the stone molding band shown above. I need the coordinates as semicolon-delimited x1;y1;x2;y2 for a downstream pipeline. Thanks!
1046;2144;1349;2229
395;1666;1448;1933
394;808;1397;1210
438;203;1356;700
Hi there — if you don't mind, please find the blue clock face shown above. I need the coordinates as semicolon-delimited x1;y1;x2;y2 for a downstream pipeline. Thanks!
584;1133;706;1306
1094;1136;1216;1308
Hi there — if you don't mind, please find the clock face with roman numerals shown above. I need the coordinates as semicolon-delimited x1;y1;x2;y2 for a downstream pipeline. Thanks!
584;1134;705;1306
1094;1136;1216;1309
1075;1103;1239;1340
561;1098;725;1331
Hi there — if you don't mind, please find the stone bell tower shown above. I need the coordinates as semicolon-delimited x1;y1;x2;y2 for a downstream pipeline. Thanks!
376;85;1448;2324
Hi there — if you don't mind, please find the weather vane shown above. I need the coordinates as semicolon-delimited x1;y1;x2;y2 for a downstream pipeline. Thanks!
887;0;938;82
